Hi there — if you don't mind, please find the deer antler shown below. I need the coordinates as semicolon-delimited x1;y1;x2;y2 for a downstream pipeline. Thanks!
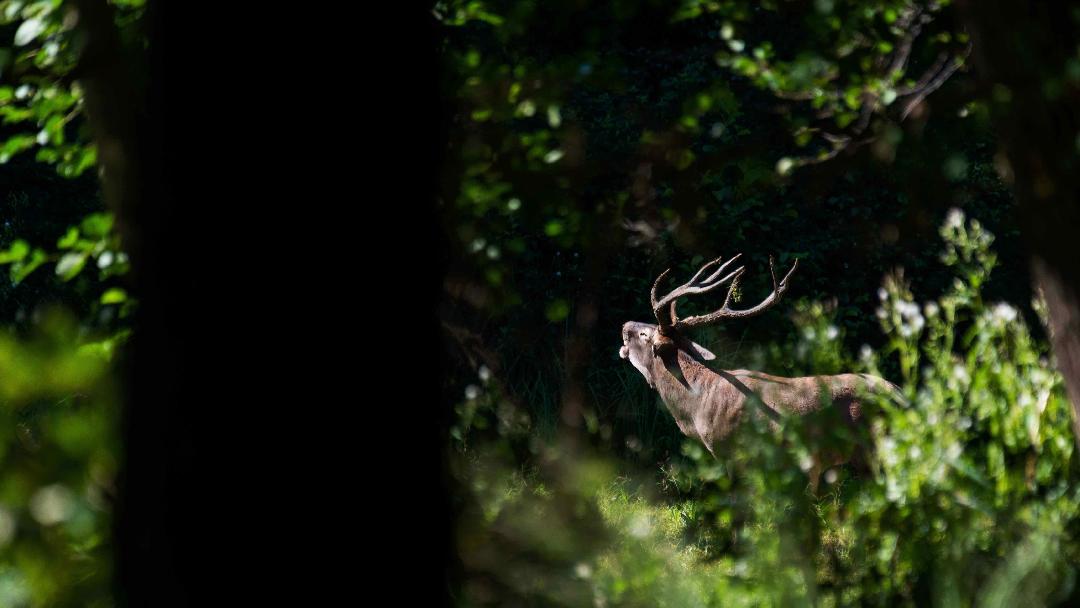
651;254;745;332
651;254;799;332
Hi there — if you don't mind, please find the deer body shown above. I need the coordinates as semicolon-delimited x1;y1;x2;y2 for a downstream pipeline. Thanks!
620;254;899;490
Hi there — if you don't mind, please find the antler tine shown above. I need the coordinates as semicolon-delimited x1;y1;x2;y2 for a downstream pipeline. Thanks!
686;256;724;285
675;256;800;329
673;265;744;325
781;256;799;286
701;253;743;286
651;255;747;330
650;268;673;312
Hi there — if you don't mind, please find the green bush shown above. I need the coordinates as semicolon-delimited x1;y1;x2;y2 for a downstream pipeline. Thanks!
0;310;118;606
451;210;1080;607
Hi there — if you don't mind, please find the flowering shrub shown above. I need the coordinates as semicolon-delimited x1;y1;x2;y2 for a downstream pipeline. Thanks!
449;209;1080;606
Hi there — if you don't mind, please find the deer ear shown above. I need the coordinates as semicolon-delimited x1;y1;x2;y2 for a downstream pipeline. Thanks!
688;340;716;361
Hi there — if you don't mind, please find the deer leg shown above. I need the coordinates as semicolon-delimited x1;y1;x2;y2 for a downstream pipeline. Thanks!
806;460;823;497
849;445;872;478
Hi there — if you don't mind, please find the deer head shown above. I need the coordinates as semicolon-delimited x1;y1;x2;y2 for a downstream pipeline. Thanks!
619;253;799;387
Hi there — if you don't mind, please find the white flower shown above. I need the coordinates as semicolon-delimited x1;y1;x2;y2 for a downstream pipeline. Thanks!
945;207;965;229
952;364;969;385
29;485;74;525
478;365;491;383
900;301;920;318
776;157;794;175
886;478;903;502
575;562;593;579
897;300;924;337
878;288;888;302
826;325;839;340
923;302;939;317
992;302;1017;323
1036;389;1051;414
860;344;873;361
881;436;896;454
946;443;963;461
465;385;480;400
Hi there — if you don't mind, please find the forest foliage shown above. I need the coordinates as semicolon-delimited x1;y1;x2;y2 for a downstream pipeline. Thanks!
438;0;1080;606
0;0;139;604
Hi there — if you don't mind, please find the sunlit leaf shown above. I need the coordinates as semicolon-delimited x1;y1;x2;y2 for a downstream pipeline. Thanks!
55;251;87;281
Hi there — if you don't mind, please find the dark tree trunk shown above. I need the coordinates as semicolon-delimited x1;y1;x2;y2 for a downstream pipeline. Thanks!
73;0;227;601
957;1;1080;444
74;0;257;602
73;1;456;602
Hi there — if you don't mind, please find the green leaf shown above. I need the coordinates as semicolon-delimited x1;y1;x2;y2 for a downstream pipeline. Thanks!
544;220;564;236
100;287;127;304
545;299;570;322
79;213;113;238
0;239;30;264
55;251;87;281
0;134;35;163
57;226;79;249
11;247;46;283
14;17;45;46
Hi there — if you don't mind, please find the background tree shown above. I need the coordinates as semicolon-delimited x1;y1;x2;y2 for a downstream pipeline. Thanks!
955;0;1080;447
436;1;1080;604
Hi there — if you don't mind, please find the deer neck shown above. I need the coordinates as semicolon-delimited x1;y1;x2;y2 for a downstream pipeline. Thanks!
649;349;718;431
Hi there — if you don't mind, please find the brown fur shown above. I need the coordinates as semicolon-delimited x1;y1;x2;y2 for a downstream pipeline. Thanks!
621;321;899;493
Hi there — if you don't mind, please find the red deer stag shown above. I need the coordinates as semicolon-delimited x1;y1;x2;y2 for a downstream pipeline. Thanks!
618;254;899;492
